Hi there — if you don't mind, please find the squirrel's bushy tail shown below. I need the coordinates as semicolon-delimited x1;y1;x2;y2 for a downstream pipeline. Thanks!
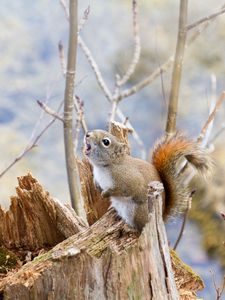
152;133;213;218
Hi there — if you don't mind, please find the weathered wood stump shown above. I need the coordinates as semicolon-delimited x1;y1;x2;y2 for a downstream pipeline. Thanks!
0;123;204;299
0;174;203;299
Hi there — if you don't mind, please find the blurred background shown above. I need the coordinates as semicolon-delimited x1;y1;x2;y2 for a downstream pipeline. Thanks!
0;0;225;298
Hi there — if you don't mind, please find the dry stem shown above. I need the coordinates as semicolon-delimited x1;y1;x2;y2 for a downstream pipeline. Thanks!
116;0;141;87
78;6;90;32
58;41;66;76
198;91;225;143
0;102;63;179
74;96;88;134
210;270;225;300
173;196;192;250
165;0;188;136
117;3;225;102
209;122;225;144
58;40;88;134
63;0;85;219
78;36;112;101
37;100;64;122
186;7;225;31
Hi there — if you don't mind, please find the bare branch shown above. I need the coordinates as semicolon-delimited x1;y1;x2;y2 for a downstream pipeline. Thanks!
78;6;90;32
116;0;141;87
74;95;88;134
173;195;192;250
110;100;118;123
201;74;217;147
59;0;90;32
179;90;224;185
209;122;225;144
117;57;174;102
73;97;85;153
165;0;188;136
186;7;225;31
210;270;225;300
63;0;85;219
179;79;219;177
116;109;147;159
78;36;112;101
37;100;64;122
59;0;69;20
198;91;225;143
110;0;141;122
0;102;63;179
116;3;225;102
58;41;66;76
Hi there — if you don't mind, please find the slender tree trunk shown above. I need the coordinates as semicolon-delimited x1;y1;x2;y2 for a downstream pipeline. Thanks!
165;0;188;136
63;0;85;219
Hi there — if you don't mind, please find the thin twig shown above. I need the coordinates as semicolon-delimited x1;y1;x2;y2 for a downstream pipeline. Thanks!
210;270;225;300
116;109;147;159
198;91;225;143
179;79;219;177
73;97;85;153
78;36;112;101
0;103;63;179
173;195;192;250
116;0;141;87
165;0;188;136
179;90;224;186
59;0;69;20
58;41;66;76
186;7;225;31
209;123;225;144
117;57;174;102
78;6;90;32
110;0;141;122
110;101;118;124
74;95;88;134
176;91;225;245
37;100;64;122
116;3;225;102
201;74;217;147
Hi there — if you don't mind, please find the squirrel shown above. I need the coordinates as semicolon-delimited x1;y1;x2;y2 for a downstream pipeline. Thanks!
83;130;212;232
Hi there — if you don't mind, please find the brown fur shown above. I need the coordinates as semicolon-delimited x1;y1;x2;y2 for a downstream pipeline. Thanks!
84;130;212;231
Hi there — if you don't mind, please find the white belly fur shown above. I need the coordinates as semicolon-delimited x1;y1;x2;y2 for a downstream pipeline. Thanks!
93;165;114;190
111;197;136;227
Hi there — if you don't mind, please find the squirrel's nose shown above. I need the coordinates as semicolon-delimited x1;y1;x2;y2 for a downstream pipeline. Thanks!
85;131;91;138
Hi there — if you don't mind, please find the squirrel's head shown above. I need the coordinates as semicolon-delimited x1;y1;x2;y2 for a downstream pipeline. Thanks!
83;130;129;166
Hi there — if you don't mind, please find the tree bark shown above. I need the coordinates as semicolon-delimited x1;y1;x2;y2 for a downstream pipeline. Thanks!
0;174;203;300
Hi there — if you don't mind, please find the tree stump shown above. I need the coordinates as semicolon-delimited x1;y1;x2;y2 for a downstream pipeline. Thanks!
0;123;204;299
0;174;203;299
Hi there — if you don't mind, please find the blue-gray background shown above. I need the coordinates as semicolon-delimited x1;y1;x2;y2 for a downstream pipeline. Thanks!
1;1;225;298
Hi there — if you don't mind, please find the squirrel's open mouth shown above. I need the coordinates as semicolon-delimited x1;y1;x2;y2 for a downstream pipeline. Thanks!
84;141;92;155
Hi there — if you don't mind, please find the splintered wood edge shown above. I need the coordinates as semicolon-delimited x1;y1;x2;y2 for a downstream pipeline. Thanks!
0;173;86;251
0;179;204;298
78;158;110;225
109;121;132;153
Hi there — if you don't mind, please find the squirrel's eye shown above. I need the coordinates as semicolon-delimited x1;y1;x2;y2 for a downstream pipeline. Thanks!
102;138;111;147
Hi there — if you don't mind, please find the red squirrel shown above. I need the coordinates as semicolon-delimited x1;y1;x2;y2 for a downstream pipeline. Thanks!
84;130;212;232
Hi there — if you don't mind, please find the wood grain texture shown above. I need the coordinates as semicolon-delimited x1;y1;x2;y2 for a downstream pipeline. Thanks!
0;173;203;299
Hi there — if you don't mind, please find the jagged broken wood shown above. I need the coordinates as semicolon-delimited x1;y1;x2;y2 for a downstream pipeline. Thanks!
0;173;203;300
